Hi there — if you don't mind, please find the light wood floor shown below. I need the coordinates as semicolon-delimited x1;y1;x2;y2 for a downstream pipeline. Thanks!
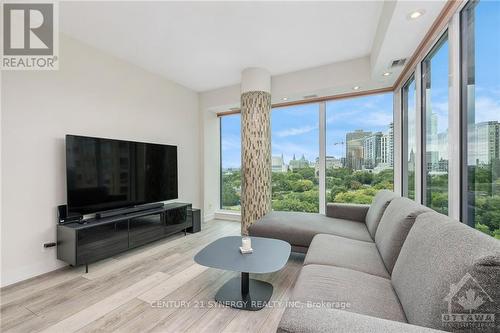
0;220;304;333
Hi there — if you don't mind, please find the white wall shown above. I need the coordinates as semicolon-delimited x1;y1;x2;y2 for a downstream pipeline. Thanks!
0;70;3;287
199;56;388;112
1;35;201;287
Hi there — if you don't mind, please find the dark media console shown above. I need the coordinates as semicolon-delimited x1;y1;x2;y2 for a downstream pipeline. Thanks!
57;203;201;271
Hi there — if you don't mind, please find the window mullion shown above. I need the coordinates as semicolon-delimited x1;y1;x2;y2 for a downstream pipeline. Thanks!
415;64;424;205
319;102;326;214
394;91;402;195
448;12;461;220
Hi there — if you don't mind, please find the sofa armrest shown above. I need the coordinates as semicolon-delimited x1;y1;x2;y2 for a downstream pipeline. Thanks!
278;307;443;333
326;203;370;222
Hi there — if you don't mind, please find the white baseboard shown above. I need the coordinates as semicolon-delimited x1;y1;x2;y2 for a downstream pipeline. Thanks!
204;213;215;222
214;211;241;222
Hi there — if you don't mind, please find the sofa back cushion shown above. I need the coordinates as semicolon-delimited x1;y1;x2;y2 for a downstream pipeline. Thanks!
375;197;431;274
365;190;399;239
391;212;500;331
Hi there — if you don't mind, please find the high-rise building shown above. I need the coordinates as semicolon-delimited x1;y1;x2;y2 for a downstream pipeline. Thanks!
409;149;416;172
426;112;440;166
429;112;438;136
381;122;394;167
469;121;500;165
362;132;382;169
438;131;448;161
346;129;371;170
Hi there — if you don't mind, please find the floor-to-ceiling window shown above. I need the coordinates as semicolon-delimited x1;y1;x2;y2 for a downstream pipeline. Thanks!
422;35;449;215
402;77;417;200
220;114;241;211
461;0;500;238
271;104;320;213
325;93;394;204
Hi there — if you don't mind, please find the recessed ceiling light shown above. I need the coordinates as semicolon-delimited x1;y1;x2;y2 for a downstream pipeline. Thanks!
383;72;392;77
282;97;288;101
352;86;360;90
408;10;425;20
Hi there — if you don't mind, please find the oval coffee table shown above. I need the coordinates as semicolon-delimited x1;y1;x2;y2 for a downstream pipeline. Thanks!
194;236;291;311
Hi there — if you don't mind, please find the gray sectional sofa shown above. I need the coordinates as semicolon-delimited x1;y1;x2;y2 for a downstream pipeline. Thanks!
249;190;500;332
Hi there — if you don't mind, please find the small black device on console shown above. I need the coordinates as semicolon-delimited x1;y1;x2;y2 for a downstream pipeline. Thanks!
187;208;201;233
58;204;83;224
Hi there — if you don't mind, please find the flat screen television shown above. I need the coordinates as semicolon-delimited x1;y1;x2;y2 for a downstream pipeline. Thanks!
66;135;178;215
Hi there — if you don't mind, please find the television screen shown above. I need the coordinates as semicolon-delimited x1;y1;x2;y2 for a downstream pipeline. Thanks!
66;135;178;215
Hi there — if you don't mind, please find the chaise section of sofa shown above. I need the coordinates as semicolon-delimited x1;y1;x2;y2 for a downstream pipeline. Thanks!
249;190;399;251
248;211;372;252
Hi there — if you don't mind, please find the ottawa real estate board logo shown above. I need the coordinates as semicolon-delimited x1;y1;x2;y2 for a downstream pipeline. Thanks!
442;273;496;330
1;1;59;70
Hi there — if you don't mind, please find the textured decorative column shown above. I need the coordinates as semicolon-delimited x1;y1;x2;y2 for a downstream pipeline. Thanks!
240;68;272;235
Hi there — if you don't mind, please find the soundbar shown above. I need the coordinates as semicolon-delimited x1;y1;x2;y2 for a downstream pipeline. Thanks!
96;202;165;219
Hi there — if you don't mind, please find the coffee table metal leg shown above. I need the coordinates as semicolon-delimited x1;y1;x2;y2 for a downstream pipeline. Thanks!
215;273;273;311
241;272;249;295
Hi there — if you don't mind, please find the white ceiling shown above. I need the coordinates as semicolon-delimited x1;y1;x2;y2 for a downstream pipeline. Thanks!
370;0;447;82
60;1;446;93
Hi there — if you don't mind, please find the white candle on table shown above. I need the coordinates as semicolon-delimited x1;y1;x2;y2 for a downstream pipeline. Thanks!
242;237;251;250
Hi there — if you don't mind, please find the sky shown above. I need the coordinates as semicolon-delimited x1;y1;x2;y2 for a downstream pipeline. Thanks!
221;1;500;170
220;114;241;169
426;37;449;136
474;1;500;124
272;103;319;164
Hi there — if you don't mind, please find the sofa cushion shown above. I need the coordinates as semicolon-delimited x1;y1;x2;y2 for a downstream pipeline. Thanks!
326;203;370;222
248;211;372;248
375;197;432;274
292;264;407;323
304;234;390;278
365;190;399;238
392;212;500;330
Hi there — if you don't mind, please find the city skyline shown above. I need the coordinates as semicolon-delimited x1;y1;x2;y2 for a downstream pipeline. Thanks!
222;96;499;172
221;93;395;169
224;121;395;174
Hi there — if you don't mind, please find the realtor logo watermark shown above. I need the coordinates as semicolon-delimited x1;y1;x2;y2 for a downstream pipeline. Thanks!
442;273;496;330
1;1;58;70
